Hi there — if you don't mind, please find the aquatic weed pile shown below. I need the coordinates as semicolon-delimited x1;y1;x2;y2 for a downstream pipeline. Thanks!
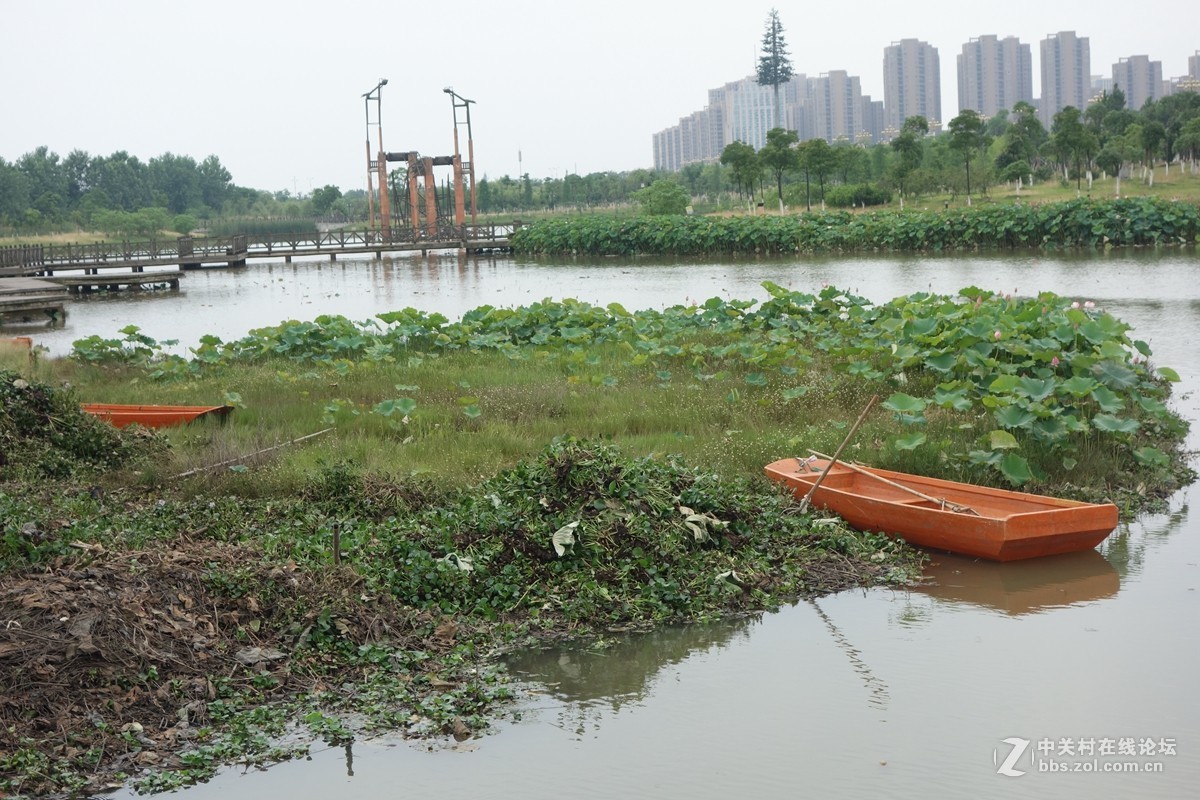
0;369;164;481
363;437;914;626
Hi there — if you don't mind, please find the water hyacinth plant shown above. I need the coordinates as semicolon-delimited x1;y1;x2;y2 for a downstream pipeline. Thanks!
68;282;1187;490
509;197;1200;256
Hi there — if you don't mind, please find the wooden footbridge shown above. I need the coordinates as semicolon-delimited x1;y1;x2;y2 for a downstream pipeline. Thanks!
0;223;519;324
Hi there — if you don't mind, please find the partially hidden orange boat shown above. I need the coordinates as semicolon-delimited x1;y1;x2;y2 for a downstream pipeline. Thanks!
81;403;232;429
764;456;1119;562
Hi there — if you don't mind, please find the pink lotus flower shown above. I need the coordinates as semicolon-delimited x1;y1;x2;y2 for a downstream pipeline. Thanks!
1051;356;1060;367
1084;300;1096;309
994;330;1002;340
1071;301;1081;309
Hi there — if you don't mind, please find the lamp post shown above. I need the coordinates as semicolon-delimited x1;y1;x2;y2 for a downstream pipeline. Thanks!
443;87;477;228
362;78;388;238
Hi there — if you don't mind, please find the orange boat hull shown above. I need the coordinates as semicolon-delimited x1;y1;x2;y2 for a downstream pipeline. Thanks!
81;403;232;429
764;457;1119;562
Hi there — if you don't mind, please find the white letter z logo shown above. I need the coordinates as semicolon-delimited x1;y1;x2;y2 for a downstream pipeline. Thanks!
995;737;1030;777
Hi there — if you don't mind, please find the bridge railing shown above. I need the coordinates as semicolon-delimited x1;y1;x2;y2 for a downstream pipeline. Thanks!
0;244;45;269
0;223;518;270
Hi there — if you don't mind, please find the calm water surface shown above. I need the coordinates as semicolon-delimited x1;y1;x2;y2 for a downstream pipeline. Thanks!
37;250;1195;799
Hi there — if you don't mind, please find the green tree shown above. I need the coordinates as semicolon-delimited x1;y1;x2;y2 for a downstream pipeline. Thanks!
1177;117;1200;166
310;184;343;215
63;149;92;205
0;158;32;225
1000;102;1048;175
756;9;794;130
947;109;992;204
1084;86;1126;139
759;127;799;208
1140;92;1200;161
171;214;197;235
720;141;761;200
148;152;201;214
796;138;837;209
985;109;1011;138
1095;128;1139;194
197;155;233;210
834;142;869;185
888;116;927;207
90;151;152;211
633;179;690;215
1049;106;1097;190
1140;121;1166;168
15;146;69;221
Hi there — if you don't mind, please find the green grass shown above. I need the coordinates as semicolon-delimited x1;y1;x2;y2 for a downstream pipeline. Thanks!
20;350;876;493
12;339;1184;511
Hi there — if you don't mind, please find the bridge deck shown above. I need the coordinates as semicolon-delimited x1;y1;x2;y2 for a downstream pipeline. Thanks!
0;277;67;325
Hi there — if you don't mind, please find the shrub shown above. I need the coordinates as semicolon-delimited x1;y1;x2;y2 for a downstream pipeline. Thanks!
824;184;893;208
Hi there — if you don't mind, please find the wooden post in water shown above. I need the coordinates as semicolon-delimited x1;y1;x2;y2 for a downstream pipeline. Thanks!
408;153;422;235
377;152;391;241
422;157;438;238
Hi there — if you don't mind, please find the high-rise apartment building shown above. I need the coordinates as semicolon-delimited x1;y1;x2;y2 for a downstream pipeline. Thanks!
713;76;776;153
1113;55;1164;110
652;105;723;172
812;71;863;143
1039;31;1091;127
1190;50;1200;79
651;70;882;170
883;39;942;131
957;35;1033;118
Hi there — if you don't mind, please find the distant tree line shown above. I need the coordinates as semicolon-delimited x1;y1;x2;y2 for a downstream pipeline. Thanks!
0;147;368;236
475;170;689;214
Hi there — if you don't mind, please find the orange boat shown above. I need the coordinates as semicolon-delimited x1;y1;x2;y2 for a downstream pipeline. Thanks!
1;336;33;355
764;456;1119;561
81;403;232;429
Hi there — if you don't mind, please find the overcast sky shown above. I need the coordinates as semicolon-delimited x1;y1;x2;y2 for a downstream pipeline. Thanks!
1;0;1195;195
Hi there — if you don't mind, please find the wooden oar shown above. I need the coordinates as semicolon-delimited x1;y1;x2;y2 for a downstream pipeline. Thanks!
806;449;980;516
797;395;877;514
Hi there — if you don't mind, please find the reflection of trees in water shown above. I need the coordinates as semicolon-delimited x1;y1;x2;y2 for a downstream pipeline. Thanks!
1101;500;1190;578
506;599;895;737
505;615;760;711
505;617;763;738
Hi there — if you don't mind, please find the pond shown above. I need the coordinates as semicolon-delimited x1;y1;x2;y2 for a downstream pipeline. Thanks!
28;248;1195;799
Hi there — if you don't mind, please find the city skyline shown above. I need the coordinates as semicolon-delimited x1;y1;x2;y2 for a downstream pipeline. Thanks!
655;31;1198;171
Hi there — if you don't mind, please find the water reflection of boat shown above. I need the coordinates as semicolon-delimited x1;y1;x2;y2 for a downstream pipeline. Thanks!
911;549;1120;615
